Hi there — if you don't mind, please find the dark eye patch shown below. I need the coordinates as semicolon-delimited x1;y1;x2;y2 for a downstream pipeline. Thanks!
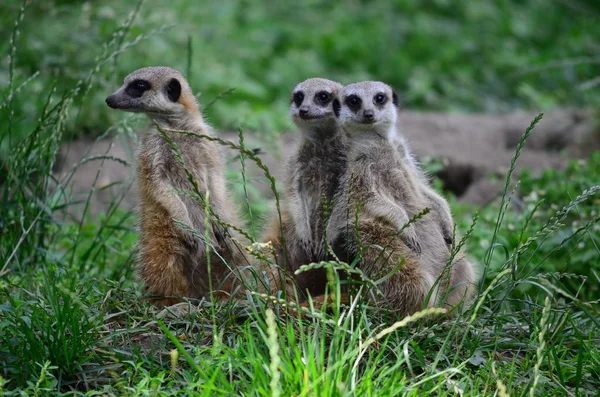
345;94;362;113
392;90;399;106
292;91;304;107
125;79;151;98
166;78;181;102
314;90;332;107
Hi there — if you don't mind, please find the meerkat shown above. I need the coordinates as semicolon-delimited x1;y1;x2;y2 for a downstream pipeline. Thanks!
261;78;347;298
327;81;476;314
106;66;250;307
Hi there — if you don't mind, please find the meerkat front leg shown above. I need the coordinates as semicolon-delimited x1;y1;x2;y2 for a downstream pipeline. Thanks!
397;140;454;245
421;186;454;245
289;182;314;254
362;194;422;254
149;172;197;233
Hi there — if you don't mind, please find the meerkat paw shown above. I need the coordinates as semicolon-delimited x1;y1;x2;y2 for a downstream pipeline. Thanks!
299;238;315;256
438;212;455;246
442;223;454;246
401;225;422;254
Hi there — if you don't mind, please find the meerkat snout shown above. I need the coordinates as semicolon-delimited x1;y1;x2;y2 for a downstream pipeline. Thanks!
298;105;310;119
105;95;118;109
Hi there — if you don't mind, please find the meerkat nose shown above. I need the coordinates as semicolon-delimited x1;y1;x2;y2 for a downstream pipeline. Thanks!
105;95;118;109
364;110;374;120
299;106;310;116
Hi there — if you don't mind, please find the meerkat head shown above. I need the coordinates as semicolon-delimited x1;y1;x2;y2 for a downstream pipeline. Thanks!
105;66;199;121
289;78;343;140
334;81;399;140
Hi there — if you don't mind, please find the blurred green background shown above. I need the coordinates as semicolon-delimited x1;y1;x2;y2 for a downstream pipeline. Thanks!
1;0;599;151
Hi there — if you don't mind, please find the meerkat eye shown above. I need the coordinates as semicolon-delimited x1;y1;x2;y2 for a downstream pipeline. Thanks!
126;79;151;98
293;91;304;107
345;95;362;109
135;81;149;90
374;93;386;104
315;91;331;104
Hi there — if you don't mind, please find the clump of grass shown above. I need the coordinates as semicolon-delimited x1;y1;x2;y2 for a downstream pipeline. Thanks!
0;269;104;387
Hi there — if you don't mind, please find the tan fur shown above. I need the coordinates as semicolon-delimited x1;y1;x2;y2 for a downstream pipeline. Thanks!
261;78;346;299
106;66;249;307
328;81;477;315
179;95;199;113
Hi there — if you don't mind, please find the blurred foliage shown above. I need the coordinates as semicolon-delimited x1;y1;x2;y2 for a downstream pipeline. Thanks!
1;0;600;152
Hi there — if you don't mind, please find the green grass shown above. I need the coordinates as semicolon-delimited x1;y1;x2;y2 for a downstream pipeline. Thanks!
1;1;600;395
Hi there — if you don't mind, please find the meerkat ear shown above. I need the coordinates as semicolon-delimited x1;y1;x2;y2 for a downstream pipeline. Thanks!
392;90;399;107
333;98;341;118
166;78;182;102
